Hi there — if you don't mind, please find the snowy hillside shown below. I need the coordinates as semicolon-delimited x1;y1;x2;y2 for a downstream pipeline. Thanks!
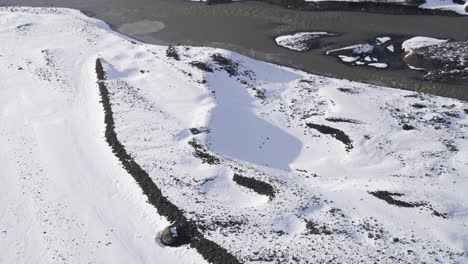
1;7;467;264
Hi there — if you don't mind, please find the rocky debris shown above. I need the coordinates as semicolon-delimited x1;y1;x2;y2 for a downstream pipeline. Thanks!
166;45;180;61
404;41;468;81
325;117;363;124
275;32;336;52
211;53;239;76
190;61;213;72
232;174;275;198
190;127;210;135
188;138;220;164
306;123;353;151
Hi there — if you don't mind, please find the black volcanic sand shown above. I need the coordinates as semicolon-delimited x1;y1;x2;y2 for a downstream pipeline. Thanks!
4;0;468;100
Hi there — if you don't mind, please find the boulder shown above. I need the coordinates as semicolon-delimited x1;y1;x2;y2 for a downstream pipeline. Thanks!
160;224;191;247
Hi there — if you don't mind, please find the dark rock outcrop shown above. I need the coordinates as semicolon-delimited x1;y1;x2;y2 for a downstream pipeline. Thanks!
402;124;415;130
369;191;418;208
404;41;468;81
233;173;275;198
306;123;353;151
161;224;191;247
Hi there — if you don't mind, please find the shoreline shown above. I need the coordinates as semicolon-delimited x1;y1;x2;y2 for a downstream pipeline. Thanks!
2;0;468;101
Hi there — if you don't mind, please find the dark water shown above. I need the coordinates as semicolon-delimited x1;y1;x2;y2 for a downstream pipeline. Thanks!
3;0;468;100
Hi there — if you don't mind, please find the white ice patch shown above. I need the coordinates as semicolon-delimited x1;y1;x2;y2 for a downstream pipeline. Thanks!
387;45;395;52
376;36;391;44
368;62;388;68
275;32;333;51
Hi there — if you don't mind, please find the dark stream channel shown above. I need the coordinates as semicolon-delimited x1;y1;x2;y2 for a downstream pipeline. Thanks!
3;0;467;100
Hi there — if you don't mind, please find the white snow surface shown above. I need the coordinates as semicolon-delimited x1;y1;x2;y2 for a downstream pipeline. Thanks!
402;36;449;53
1;6;468;264
368;62;388;68
0;7;206;264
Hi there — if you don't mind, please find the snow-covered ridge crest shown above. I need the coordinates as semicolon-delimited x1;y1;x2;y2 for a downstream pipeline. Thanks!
1;6;468;264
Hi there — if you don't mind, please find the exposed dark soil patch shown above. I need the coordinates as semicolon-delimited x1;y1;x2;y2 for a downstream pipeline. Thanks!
306;123;353;151
233;173;275;198
369;191;420;208
96;58;239;264
211;53;239;76
188;138;221;165
190;61;214;72
337;87;360;94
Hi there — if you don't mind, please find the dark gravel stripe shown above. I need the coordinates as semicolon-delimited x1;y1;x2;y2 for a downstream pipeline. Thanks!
96;58;240;264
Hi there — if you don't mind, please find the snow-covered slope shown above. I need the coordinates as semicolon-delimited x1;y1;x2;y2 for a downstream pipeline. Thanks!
0;7;206;264
1;7;468;264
